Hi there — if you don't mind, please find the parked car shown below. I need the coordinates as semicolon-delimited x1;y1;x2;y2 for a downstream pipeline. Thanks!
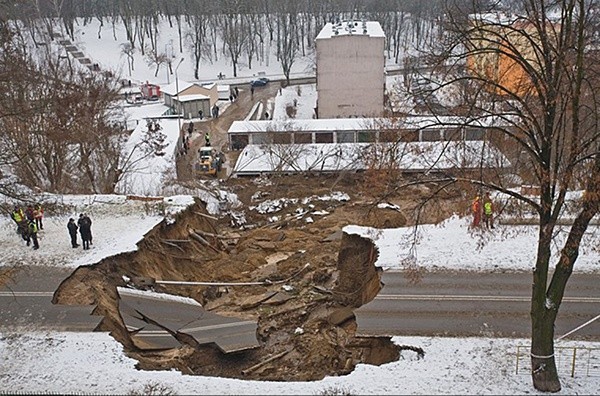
250;77;269;87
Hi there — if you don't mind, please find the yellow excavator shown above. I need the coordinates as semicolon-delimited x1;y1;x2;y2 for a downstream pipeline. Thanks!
194;146;222;177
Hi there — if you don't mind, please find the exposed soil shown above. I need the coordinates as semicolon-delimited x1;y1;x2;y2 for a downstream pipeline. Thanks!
53;172;464;381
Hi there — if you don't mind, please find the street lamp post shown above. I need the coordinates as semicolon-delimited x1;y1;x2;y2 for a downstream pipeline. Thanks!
174;58;185;142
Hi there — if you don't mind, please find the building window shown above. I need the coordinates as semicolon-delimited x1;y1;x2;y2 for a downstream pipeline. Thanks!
379;129;404;143
316;132;334;143
337;131;355;143
294;132;313;143
231;134;249;150
358;131;376;143
444;129;463;141
398;130;419;142
253;133;270;145
421;129;442;141
465;128;485;140
272;132;291;144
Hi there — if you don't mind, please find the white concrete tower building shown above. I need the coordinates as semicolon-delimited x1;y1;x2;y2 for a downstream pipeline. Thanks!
315;20;385;118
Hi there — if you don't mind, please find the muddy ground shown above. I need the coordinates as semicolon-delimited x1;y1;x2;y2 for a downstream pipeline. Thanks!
53;173;465;381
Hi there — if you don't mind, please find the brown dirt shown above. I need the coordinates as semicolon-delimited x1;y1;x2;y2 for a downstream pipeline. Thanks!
53;172;465;381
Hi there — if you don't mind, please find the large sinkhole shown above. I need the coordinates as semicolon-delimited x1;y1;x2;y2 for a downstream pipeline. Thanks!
53;202;403;381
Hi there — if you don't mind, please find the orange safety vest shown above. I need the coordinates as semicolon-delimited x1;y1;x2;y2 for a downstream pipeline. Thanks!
472;197;480;213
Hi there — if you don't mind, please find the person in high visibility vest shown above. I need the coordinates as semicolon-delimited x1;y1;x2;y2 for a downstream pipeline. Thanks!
11;206;24;224
25;220;39;250
483;192;495;229
10;206;27;236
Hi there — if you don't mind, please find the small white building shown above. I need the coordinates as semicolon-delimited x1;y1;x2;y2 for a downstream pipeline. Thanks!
162;81;219;119
315;20;385;118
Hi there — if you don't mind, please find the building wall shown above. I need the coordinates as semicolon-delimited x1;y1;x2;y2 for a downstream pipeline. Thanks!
466;19;551;97
316;31;385;118
182;99;211;120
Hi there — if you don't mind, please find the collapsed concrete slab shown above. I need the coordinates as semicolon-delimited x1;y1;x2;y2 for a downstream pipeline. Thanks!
117;287;259;352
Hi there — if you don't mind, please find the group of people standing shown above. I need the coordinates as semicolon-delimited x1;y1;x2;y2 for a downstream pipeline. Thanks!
67;214;93;250
10;204;44;250
9;204;94;251
471;192;495;229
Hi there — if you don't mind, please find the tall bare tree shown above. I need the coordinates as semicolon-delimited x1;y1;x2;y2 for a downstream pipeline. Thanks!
430;0;600;391
276;4;300;85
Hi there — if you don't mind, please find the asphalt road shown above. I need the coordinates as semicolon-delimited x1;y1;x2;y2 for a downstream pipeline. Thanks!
0;266;101;331
0;266;259;352
355;271;600;340
4;266;599;342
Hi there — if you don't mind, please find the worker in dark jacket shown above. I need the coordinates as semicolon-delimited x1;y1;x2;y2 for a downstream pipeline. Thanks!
25;220;39;250
67;218;79;248
78;213;92;250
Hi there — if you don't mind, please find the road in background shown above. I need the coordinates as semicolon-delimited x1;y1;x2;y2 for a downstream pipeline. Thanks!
356;271;600;340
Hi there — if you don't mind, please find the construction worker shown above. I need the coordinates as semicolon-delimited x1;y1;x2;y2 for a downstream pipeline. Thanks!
483;192;494;229
471;196;481;227
11;206;27;236
11;205;24;225
25;219;39;250
205;132;210;146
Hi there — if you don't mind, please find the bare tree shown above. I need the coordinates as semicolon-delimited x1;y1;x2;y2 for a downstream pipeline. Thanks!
430;1;600;391
220;0;248;77
120;42;135;76
185;13;208;80
0;20;127;194
276;5;300;85
144;45;168;77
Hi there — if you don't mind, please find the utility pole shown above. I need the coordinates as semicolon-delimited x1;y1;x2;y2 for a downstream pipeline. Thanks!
174;58;185;139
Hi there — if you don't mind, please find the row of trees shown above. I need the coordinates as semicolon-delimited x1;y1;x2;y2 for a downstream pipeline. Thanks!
2;0;478;83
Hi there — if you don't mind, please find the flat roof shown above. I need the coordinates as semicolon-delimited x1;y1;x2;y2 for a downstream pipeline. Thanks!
176;94;210;102
228;116;507;133
316;21;385;40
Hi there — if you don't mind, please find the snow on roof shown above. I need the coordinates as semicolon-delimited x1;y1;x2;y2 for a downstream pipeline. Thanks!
316;20;385;40
229;116;506;134
119;87;141;95
217;84;230;92
161;81;196;96
163;81;218;96
232;141;508;175
176;94;210;102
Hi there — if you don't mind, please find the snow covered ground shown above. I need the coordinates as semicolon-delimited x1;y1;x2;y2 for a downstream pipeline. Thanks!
1;197;600;394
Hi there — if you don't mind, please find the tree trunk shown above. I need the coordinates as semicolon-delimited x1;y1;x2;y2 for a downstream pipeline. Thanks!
531;310;561;392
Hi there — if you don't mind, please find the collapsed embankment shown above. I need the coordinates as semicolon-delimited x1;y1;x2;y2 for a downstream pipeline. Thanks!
54;200;400;381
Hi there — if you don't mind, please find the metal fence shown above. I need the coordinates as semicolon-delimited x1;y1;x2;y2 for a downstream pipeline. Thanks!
516;345;600;377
